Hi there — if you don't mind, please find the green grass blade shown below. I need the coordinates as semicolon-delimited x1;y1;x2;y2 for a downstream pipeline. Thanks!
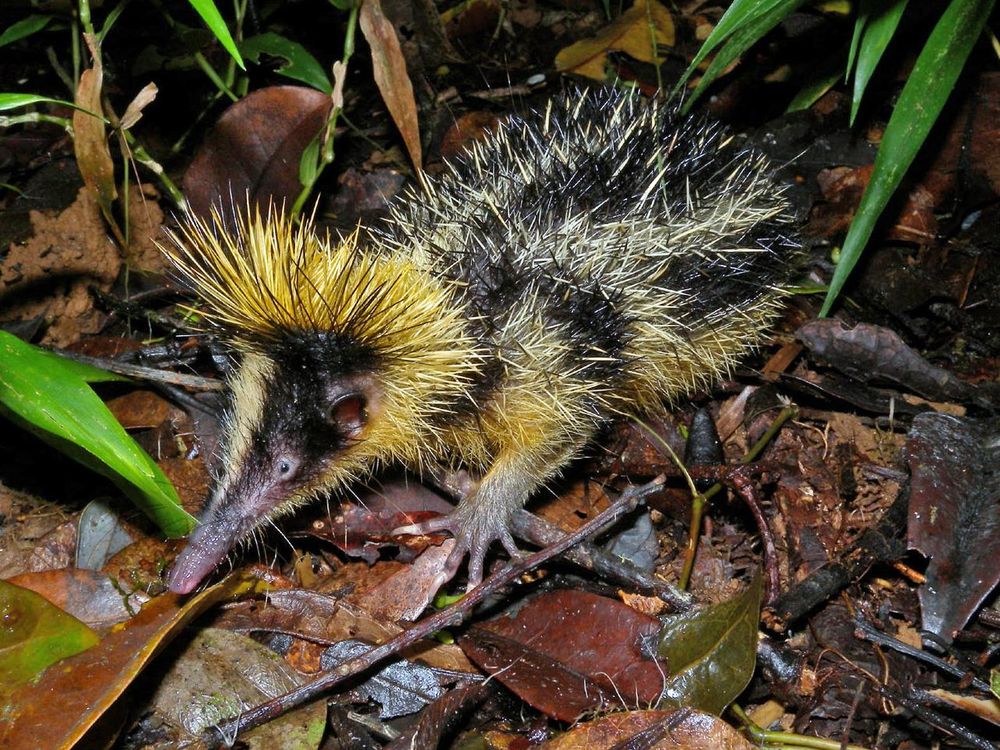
186;0;245;70
0;332;196;537
820;0;996;316
681;0;809;108
0;93;106;121
241;32;332;93
846;11;866;80
0;15;53;49
674;0;804;99
850;0;908;124
786;57;842;113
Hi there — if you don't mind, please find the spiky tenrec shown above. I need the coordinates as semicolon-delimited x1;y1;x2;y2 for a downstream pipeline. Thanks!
165;86;798;595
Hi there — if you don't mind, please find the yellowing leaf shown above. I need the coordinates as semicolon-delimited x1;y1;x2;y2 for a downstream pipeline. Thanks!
555;0;675;81
0;581;99;699
1;573;273;749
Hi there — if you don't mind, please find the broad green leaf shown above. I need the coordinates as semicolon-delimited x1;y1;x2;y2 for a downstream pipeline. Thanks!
820;0;995;315
658;574;762;714
850;0;908;124
0;581;99;697
0;14;53;48
992;668;1000;699
0;332;195;537
186;0;245;69
242;32;332;93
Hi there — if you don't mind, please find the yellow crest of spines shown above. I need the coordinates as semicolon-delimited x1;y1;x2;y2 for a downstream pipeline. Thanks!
163;204;477;393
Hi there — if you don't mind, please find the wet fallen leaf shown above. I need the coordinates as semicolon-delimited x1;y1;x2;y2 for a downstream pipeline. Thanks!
0;580;99;698
214;588;476;673
461;589;667;722
6;568;145;631
555;0;675;81
0;573;272;749
182;86;332;219
658;573;761;714
359;0;422;175
539;708;755;749
320;639;443;719
142;627;325;749
797;319;986;406
907;413;1000;640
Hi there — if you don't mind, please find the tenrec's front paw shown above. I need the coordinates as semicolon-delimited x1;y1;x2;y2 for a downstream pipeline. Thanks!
394;506;519;590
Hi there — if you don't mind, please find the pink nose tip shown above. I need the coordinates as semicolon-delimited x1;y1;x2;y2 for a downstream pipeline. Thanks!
166;522;236;594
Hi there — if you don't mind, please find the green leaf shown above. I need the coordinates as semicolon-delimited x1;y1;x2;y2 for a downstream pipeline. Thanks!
0;93;72;112
0;581;99;696
785;57;842;113
658;574;762;714
186;0;245;70
299;132;322;188
0;92;105;120
820;0;996;316
684;0;809;108
242;32;332;93
0;14;53;48
674;0;807;104
850;0;908;124
0;332;195;537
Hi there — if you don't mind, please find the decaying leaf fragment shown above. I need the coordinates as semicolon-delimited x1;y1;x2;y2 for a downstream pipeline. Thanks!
907;413;1000;640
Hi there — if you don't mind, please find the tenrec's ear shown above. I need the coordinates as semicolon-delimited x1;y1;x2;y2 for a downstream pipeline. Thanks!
329;392;367;439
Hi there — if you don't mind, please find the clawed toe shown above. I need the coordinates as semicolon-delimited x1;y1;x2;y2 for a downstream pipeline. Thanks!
394;509;521;591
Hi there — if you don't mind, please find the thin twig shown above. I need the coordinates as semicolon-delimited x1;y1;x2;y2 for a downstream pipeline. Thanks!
203;476;666;746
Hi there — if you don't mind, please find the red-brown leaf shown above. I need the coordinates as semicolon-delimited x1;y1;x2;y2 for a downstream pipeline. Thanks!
182;86;332;219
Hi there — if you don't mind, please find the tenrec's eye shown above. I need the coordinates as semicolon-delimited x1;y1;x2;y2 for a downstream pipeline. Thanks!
328;392;367;438
277;457;298;477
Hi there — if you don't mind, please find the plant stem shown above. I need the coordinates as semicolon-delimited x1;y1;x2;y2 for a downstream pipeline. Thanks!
732;704;873;750
291;1;360;216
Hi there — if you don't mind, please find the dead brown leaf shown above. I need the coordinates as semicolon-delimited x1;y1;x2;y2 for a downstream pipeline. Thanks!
73;35;117;229
182;86;332;219
540;708;755;749
360;0;423;177
555;0;675;81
